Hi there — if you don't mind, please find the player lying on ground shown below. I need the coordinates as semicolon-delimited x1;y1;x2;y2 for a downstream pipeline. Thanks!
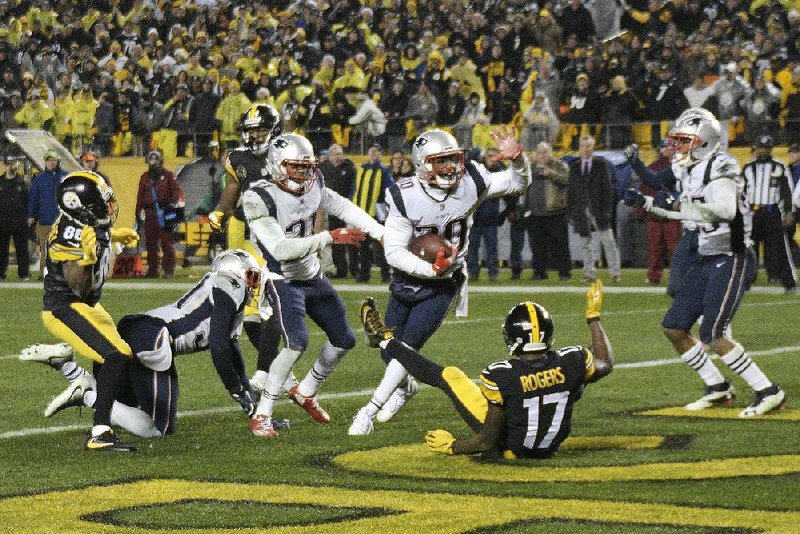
359;282;613;458
22;250;287;439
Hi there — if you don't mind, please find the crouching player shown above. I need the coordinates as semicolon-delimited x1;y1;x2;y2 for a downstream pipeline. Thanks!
358;282;613;458
22;250;283;440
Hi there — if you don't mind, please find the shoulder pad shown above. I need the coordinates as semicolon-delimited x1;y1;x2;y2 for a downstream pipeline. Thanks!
708;154;740;182
556;345;588;359
241;187;277;220
212;272;247;307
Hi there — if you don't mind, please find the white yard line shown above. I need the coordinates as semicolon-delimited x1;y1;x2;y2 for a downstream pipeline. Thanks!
1;346;797;441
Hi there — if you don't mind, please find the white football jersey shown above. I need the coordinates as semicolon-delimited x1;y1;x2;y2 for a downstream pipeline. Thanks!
672;153;751;255
147;272;247;354
384;158;527;278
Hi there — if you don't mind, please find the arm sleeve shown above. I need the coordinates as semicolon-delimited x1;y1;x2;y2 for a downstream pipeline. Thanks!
649;178;737;222
383;212;437;278
242;189;333;261
631;157;676;189
484;153;532;198
320;187;385;241
209;287;246;393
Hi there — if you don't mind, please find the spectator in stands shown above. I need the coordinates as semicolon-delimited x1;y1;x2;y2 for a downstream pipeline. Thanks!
191;78;221;158
487;77;518;124
602;75;640;149
14;89;54;131
436;81;466;131
643;64;689;146
564;73;601;149
27;150;66;280
521;91;559;149
93;91;116;156
743;75;781;145
135;150;185;279
406;82;439;136
568;135;621;283
349;90;387;148
454;91;486;148
712;62;752;149
0;156;30;281
164;83;194;157
559;0;596;46
381;79;409;153
532;9;562;54
215;80;251;149
319;143;358;279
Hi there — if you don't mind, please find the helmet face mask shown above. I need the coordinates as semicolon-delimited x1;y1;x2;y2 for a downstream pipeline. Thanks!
502;302;554;356
57;171;117;227
267;134;318;195
668;108;720;166
412;130;465;190
240;104;282;156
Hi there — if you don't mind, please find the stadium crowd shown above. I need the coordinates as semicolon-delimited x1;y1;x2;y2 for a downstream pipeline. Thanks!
3;0;800;157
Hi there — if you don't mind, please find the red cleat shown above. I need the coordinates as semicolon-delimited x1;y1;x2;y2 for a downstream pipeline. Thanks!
249;415;278;438
287;386;330;424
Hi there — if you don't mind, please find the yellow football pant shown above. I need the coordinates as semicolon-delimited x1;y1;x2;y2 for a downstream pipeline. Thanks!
42;302;132;364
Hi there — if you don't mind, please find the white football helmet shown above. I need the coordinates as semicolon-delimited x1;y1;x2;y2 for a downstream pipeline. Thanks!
267;133;319;195
411;130;465;190
211;249;261;292
668;108;721;166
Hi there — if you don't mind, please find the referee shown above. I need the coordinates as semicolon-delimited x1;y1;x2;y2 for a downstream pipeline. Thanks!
742;135;797;293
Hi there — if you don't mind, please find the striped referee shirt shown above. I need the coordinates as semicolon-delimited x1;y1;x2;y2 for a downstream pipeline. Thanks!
742;158;793;212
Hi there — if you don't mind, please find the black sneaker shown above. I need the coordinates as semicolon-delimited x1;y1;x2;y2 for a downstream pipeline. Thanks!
360;297;394;348
84;429;137;452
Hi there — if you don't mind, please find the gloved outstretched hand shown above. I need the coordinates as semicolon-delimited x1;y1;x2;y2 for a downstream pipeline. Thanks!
653;190;681;212
585;280;603;320
330;227;367;247
78;226;98;266
425;429;455;455
489;125;522;161
209;210;226;232
110;227;140;248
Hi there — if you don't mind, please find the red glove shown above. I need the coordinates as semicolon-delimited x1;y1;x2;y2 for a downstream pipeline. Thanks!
490;125;522;161
330;227;367;247
432;246;455;276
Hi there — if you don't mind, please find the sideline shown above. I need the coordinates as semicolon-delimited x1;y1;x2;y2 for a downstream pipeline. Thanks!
1;345;797;441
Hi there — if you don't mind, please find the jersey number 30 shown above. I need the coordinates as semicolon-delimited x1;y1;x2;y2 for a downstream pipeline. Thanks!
522;391;569;450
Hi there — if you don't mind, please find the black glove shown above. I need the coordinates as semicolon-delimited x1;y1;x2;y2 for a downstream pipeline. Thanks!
230;385;257;417
623;188;646;208
653;189;681;211
623;143;639;162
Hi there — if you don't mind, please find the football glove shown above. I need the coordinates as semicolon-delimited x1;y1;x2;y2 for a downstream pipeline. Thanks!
489;125;522;161
110;228;140;248
623;143;639;162
78;226;98;266
230;385;258;418
431;246;456;276
426;429;455;455
653;190;681;212
330;227;367;246
623;188;647;209
585;280;603;320
208;210;225;232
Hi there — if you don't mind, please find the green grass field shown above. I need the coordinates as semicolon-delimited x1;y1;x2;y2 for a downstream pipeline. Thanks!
1;270;798;533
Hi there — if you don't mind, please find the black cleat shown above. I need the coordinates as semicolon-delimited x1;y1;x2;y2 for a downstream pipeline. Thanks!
84;430;137;452
360;297;394;348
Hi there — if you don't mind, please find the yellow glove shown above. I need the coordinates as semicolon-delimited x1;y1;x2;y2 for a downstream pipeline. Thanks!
585;280;603;320
111;228;140;248
78;226;98;266
209;211;225;232
425;429;455;455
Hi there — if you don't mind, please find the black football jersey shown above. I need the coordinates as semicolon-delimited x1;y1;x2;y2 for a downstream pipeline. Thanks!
224;148;272;220
43;215;112;310
479;346;596;459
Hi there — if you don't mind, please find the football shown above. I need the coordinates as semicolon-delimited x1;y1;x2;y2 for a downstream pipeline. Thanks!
408;233;453;263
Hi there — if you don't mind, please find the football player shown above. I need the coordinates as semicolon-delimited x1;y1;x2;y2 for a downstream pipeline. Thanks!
242;133;384;438
624;109;786;416
349;127;531;436
207;103;282;237
358;282;613;458
23;250;281;437
34;170;140;451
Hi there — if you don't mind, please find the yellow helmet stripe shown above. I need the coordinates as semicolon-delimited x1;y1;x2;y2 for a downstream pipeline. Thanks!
249;106;258;120
525;302;540;346
68;171;102;185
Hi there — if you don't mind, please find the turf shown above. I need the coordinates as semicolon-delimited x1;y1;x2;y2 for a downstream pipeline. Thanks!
0;269;797;533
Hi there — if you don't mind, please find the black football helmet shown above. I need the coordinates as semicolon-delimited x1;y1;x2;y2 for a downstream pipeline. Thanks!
57;171;118;227
502;302;554;355
240;104;282;156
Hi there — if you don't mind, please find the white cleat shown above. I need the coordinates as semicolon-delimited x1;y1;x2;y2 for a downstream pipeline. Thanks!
348;407;375;436
20;343;75;366
45;375;92;417
739;386;786;417
684;382;736;411
376;377;419;423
